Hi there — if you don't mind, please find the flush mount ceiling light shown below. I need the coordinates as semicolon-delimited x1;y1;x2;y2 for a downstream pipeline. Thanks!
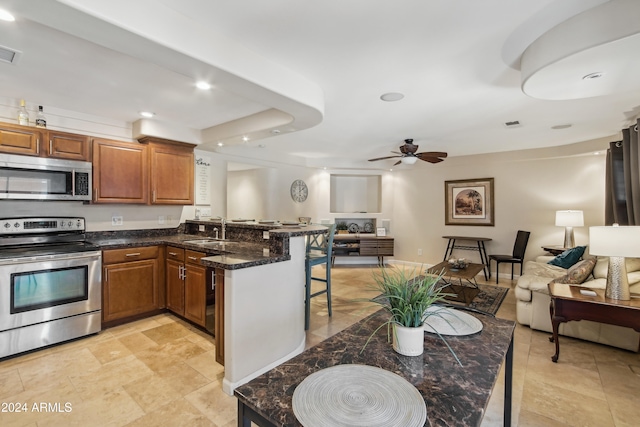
140;111;155;118
0;9;15;22
196;81;211;90
380;92;405;102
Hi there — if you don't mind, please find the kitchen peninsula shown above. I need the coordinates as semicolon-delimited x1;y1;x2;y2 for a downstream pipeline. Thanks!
88;220;327;395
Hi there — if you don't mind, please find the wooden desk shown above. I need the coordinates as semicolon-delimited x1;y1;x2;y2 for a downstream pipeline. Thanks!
548;282;640;362
235;309;515;427
442;235;491;280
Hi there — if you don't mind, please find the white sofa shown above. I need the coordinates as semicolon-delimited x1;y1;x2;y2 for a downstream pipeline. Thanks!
515;256;640;351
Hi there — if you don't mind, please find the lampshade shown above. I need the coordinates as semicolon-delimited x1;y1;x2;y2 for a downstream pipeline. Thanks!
589;226;640;257
555;210;584;227
400;156;418;165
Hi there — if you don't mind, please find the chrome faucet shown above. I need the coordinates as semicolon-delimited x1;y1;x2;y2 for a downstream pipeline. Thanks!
216;216;226;240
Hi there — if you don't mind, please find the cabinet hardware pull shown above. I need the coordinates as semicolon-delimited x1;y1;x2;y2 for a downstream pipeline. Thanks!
153;190;156;202
36;138;39;154
49;140;53;154
169;252;178;256
125;252;141;257
188;256;198;260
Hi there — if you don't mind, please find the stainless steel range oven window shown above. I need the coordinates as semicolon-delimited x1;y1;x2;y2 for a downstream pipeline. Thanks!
11;265;89;314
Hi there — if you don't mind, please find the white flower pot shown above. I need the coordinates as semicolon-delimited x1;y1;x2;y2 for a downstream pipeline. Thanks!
392;324;424;356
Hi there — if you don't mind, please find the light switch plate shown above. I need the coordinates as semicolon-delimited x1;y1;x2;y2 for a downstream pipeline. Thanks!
112;216;123;226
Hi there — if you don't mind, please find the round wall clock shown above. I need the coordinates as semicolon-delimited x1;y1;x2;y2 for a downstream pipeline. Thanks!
290;179;308;202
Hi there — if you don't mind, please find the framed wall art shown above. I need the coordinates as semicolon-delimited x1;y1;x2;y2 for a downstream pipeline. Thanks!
444;178;494;226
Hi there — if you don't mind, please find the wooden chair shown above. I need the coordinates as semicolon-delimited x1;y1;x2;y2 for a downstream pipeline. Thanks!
489;230;530;284
305;224;337;330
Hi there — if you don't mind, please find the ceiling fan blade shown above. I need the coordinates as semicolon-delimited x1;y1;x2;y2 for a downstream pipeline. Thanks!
393;160;402;166
368;155;401;162
416;151;448;159
391;151;402;155
420;157;444;164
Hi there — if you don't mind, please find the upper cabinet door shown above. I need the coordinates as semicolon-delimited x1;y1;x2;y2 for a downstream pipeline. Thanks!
47;131;91;161
92;138;149;204
0;123;42;156
144;138;194;205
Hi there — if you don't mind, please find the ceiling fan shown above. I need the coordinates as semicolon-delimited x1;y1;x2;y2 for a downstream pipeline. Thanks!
368;139;448;166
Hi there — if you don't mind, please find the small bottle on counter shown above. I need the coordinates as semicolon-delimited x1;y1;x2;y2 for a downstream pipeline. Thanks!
17;99;29;126
35;105;46;128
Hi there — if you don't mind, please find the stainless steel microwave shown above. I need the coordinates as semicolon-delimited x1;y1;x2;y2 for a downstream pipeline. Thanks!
0;153;92;201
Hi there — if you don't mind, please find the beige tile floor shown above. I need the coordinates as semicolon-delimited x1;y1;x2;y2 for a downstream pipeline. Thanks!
1;266;639;426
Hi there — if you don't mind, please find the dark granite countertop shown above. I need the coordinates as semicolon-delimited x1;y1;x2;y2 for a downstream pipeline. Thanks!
86;224;326;270
235;309;515;427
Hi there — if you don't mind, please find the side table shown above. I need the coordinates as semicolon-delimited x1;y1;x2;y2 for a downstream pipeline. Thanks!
548;282;640;362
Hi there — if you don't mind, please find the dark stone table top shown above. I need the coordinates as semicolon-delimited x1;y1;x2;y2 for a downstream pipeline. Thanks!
235;308;515;427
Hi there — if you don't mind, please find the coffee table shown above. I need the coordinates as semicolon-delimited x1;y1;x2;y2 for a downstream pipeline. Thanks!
427;261;484;288
548;282;640;362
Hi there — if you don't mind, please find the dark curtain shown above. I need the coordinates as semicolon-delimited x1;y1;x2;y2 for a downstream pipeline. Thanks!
605;119;640;225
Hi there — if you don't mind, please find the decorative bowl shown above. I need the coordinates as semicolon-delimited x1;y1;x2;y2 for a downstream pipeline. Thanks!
448;258;469;270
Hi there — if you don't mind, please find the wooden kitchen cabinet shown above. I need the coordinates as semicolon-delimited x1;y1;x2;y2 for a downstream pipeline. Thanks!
139;137;194;205
102;246;161;325
46;130;91;161
165;246;208;327
0;122;42;156
92;138;149;204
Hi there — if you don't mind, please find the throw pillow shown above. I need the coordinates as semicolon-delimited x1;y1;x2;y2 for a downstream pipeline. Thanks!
549;258;597;285
547;246;586;269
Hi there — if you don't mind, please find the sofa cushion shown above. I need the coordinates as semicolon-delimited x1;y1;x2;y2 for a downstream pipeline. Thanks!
548;246;586;269
523;260;567;278
549;258;596;285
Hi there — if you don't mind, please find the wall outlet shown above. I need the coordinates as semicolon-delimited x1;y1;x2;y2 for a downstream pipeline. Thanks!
158;215;165;224
417;248;423;256
263;231;269;239
199;225;205;232
112;216;123;226
200;207;212;217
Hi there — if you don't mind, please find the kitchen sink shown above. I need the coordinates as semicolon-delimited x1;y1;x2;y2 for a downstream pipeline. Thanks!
182;238;220;244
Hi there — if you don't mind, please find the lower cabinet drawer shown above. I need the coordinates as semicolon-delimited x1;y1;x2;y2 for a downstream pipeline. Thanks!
103;246;159;264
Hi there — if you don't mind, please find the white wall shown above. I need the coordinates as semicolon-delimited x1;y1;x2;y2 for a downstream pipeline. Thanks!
390;139;610;271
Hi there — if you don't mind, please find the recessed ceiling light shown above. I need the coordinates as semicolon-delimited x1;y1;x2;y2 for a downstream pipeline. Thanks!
242;136;249;142
582;72;604;80
217;142;224;147
380;92;405;102
551;124;572;130
196;81;211;90
0;9;15;22
140;111;154;118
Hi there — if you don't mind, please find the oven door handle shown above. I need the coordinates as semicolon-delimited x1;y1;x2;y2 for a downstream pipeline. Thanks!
0;251;103;265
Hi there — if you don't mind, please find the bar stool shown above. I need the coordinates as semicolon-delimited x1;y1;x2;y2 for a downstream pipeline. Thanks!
305;224;337;330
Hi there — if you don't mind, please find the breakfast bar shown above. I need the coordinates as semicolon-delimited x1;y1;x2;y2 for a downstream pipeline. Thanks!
235;308;515;426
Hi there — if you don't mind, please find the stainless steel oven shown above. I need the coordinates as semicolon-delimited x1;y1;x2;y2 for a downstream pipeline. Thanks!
0;217;101;359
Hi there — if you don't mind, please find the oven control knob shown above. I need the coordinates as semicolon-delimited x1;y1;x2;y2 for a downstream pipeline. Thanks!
68;221;73;227
3;222;10;229
60;222;66;227
14;222;20;228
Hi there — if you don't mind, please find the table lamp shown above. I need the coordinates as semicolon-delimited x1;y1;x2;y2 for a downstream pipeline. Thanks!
555;210;584;248
589;225;640;300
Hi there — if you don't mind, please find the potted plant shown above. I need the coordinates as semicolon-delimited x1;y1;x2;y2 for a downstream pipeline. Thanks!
336;221;349;234
363;267;461;363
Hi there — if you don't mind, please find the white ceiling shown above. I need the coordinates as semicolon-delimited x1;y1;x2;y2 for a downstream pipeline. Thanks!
1;0;639;170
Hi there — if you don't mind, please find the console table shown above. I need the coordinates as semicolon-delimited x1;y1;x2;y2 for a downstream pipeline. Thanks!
442;236;491;280
548;282;640;362
332;234;394;265
235;308;515;427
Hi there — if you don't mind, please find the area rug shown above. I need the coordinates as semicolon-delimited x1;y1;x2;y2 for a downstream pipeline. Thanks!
439;283;508;315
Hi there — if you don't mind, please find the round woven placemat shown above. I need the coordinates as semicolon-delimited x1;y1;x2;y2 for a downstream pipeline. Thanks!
292;364;427;427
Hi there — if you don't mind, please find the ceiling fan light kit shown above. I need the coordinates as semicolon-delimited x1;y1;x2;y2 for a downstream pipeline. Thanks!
368;139;447;166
